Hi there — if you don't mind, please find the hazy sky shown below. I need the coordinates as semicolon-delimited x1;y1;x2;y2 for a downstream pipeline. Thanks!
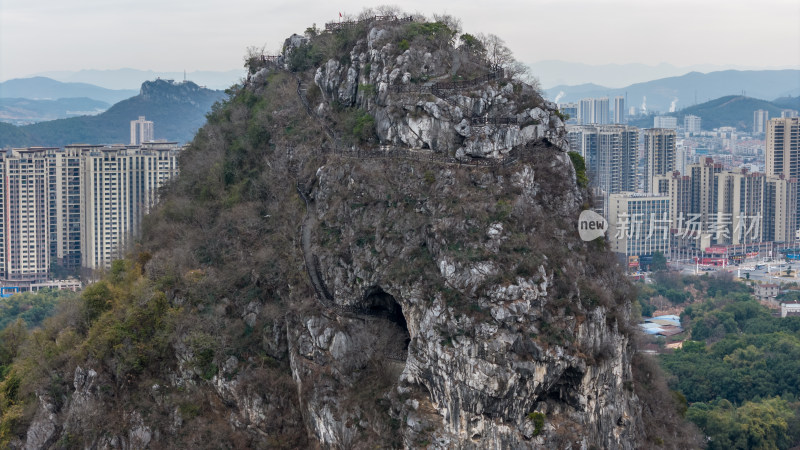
1;0;798;82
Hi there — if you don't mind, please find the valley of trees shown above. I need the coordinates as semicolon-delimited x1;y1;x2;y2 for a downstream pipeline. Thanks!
639;273;800;449
0;289;79;332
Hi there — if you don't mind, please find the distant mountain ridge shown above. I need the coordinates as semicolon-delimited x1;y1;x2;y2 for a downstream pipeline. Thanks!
544;69;800;114
626;95;797;131
0;79;226;148
30;68;245;90
529;60;780;90
0;77;137;104
0;97;109;125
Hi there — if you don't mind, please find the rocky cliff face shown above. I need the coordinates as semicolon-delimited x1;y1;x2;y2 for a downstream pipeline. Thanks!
305;24;566;160
288;142;643;448
275;20;641;446
9;14;693;450
138;79;218;107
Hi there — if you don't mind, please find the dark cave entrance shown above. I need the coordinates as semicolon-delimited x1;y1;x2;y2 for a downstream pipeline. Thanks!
545;366;584;410
362;286;410;352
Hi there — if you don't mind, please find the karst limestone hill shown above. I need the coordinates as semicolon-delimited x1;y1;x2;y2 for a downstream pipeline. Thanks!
0;10;700;449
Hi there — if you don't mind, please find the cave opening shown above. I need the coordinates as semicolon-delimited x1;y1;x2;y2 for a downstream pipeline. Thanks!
545;366;584;410
362;286;410;352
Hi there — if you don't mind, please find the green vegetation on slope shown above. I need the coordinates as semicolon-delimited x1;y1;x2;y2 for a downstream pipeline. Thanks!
636;272;749;317
567;151;587;188
686;397;800;450
773;96;800;111
657;276;800;448
0;289;79;331
664;299;800;403
0;69;313;447
0;122;35;147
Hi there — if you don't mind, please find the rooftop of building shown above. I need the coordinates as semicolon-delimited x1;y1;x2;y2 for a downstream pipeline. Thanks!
609;192;670;199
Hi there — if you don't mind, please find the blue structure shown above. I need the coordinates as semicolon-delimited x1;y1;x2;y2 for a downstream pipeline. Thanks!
0;287;19;298
639;315;683;336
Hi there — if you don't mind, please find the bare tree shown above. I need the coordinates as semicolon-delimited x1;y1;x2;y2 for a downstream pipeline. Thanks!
508;60;540;86
244;45;267;75
376;5;403;16
433;13;462;37
480;33;514;71
475;33;539;86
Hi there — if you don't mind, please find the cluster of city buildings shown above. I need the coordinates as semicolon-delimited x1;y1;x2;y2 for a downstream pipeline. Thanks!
557;97;625;126
562;96;800;270
0;116;180;290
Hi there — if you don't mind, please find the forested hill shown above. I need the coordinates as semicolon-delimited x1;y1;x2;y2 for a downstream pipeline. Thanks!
0;79;226;148
0;10;699;449
628;95;795;131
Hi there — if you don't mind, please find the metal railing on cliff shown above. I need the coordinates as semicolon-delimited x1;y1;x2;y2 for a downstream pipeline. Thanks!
324;15;413;32
387;70;504;94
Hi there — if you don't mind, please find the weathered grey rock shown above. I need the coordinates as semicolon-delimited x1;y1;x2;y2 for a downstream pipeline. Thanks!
282;33;309;63
19;17;656;450
127;412;152;448
242;301;260;327
24;396;58;450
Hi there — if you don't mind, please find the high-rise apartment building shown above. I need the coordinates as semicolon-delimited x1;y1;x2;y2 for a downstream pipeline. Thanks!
766;117;800;227
0;143;180;280
675;141;688;175
764;175;798;244
653;171;690;228
130;141;181;232
596;125;638;194
81;147;132;269
577;98;609;125
567;125;638;195
1;149;52;281
644;128;677;193
578;99;593;125
653;116;678;130
614;96;625;124
709;170;797;246
782;110;799;119
753;110;769;134
608;193;671;260
684;115;701;134
80;142;179;269
48;145;90;269
567;125;598;176
689;158;724;224
593;98;609;125
130;116;154;145
766;117;800;180
715;170;766;245
657;159;797;252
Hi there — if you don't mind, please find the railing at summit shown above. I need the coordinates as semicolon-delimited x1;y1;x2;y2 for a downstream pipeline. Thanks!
325;15;413;32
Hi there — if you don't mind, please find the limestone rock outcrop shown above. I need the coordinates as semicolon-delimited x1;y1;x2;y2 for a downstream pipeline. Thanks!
11;14;686;450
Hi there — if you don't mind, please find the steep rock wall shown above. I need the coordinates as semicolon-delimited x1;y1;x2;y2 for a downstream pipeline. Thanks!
11;16;665;450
